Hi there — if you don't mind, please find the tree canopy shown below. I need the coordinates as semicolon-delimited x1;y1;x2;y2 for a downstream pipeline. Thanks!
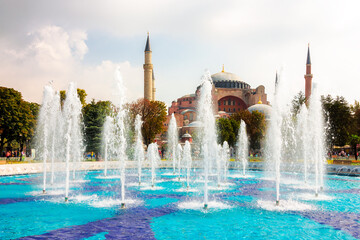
322;95;353;147
126;98;167;145
60;88;87;107
0;87;39;153
82;100;112;157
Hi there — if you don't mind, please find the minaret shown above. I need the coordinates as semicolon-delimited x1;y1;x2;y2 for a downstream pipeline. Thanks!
304;44;313;102
144;33;154;101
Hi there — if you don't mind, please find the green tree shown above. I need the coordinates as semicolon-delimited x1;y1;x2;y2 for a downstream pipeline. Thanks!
217;118;239;147
249;111;266;150
230;110;266;150
82;100;111;158
291;91;306;116
127;98;167;145
322;95;352;147
0;87;39;155
60;88;87;107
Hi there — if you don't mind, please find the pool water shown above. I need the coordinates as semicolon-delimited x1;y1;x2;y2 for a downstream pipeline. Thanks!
1;169;360;239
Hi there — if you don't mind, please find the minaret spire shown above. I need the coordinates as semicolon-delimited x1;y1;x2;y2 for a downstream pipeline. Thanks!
144;33;154;100
145;32;151;52
304;43;313;103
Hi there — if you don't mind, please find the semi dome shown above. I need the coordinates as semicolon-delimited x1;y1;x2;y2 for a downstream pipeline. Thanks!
248;103;272;120
211;71;251;89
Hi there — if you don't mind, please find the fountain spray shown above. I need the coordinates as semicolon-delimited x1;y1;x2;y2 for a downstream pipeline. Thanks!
167;114;178;174
134;115;145;185
197;71;217;209
237;120;249;176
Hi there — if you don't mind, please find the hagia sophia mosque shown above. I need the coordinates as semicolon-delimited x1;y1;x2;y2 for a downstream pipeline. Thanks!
142;34;313;143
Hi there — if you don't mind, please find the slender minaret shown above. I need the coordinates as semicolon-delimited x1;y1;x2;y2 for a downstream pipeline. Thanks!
144;33;154;101
304;44;313;102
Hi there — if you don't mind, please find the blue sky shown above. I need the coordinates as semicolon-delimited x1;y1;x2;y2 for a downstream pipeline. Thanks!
0;0;359;107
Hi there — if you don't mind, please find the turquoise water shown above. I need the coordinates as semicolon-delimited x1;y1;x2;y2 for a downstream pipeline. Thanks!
0;169;360;239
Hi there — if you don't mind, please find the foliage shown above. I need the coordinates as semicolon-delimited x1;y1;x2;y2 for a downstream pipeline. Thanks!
60;88;87;107
82;100;112;157
0;87;39;153
229;110;266;150
217;118;239;147
126;98;167;145
321;95;353;147
291;91;306;116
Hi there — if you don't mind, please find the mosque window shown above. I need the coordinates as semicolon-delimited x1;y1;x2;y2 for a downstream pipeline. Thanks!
218;108;221;111
224;100;226;105
233;108;235;112
190;113;193;121
184;115;188;120
218;102;220;106
189;101;192;104
228;100;231;105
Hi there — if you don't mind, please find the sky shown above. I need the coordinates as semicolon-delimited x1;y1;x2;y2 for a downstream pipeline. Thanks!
0;0;359;107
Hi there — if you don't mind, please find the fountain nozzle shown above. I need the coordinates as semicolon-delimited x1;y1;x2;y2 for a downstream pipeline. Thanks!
315;192;319;197
203;203;208;209
42;189;46;194
275;200;280;206
65;197;68;202
138;182;141;186
320;186;323;191
121;203;126;209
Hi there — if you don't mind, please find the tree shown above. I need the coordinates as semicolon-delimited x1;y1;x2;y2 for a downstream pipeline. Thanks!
322;95;352;147
60;88;87;107
291;91;306;116
0;87;39;155
126;98;167;145
217;118;239;147
249;111;266;150
230;110;266;151
83;100;112;158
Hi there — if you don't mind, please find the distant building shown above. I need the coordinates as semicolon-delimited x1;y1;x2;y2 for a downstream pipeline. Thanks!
167;65;269;138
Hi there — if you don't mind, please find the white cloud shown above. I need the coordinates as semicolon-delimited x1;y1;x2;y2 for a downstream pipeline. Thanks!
0;25;142;104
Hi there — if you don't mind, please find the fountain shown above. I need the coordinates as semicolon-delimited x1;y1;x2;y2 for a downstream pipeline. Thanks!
113;68;127;209
216;144;222;187
37;85;54;194
182;140;192;189
147;142;160;188
222;141;230;182
102;116;114;177
176;144;183;181
296;105;309;183
196;70;218;209
134;114;145;185
237;120;249;176
167;114;178;174
307;84;326;195
62;82;83;202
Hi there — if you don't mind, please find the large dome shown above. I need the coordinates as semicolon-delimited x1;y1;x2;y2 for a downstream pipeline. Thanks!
211;71;251;89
